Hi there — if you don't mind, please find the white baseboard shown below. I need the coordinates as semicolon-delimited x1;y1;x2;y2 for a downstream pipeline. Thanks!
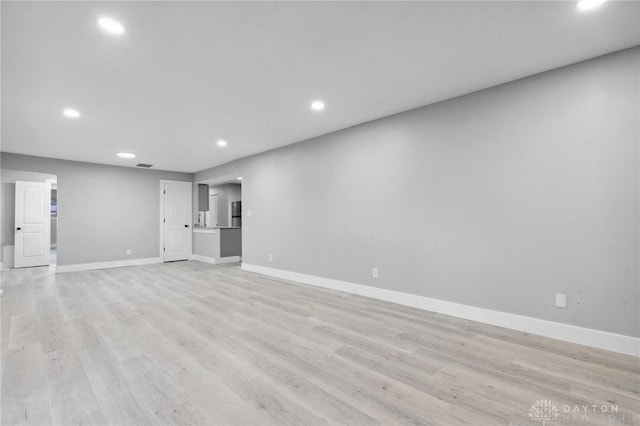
191;254;218;264
241;263;639;357
191;254;241;265
56;257;162;273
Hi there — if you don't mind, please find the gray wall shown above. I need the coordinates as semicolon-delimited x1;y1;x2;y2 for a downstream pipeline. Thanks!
195;48;640;338
227;183;242;226
51;217;57;245
227;183;242;204
0;153;192;266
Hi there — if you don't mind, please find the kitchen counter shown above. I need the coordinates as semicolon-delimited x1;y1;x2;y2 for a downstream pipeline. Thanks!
192;227;242;263
193;226;241;233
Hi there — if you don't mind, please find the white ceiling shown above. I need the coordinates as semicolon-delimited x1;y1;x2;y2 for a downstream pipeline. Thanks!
2;1;639;173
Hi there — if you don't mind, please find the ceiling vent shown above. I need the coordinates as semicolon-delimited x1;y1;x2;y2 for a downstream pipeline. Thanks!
136;163;153;168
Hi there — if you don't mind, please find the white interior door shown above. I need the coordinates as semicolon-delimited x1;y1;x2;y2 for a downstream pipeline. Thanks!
15;181;51;268
162;181;192;262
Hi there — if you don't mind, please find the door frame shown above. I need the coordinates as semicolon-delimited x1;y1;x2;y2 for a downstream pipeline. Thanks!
159;180;193;262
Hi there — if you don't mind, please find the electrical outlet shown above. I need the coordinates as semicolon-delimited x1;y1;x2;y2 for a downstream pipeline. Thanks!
269;254;273;262
372;268;379;279
555;293;567;308
126;249;132;256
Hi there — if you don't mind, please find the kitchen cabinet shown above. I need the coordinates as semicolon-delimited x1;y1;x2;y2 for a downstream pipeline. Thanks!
198;184;209;211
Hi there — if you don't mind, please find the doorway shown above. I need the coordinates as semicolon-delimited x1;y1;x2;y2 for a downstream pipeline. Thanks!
194;177;242;263
50;183;57;265
160;180;192;262
1;170;57;269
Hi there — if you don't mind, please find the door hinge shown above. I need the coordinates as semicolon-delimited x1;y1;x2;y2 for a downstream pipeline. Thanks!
163;247;166;252
163;218;166;223
163;190;166;194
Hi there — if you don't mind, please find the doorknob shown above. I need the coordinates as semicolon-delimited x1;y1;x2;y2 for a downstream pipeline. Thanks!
16;227;21;231
184;224;189;228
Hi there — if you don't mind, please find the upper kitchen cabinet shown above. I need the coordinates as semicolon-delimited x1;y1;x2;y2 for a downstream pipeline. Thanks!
198;184;209;212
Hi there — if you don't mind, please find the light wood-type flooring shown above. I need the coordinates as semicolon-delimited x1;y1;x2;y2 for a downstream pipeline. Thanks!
1;261;639;425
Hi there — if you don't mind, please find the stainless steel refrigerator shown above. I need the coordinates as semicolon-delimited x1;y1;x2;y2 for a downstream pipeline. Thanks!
231;201;242;227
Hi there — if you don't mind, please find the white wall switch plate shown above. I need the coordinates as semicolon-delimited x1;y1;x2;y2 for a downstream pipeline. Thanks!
126;249;132;256
372;268;379;279
247;210;252;217
269;254;273;262
555;293;567;308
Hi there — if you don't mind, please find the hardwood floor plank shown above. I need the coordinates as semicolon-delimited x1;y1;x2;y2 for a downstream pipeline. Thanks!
93;292;314;425
2;261;638;425
70;318;156;425
216;335;381;426
237;326;450;425
118;354;217;426
34;296;70;354
7;312;39;351
2;343;51;426
76;347;154;426
41;348;107;426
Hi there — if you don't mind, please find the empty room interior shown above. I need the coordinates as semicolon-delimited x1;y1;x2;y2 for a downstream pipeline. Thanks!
1;1;639;425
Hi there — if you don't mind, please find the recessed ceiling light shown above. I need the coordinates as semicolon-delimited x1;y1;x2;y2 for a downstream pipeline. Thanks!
98;17;125;35
217;139;228;147
237;177;243;180
117;152;136;159
576;0;607;11
62;108;80;118
311;100;325;111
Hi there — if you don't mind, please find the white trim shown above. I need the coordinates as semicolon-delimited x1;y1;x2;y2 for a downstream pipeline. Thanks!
159;181;165;261
160;180;193;262
241;263;639;357
191;254;218;264
191;255;241;265
56;257;162;273
192;228;217;234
